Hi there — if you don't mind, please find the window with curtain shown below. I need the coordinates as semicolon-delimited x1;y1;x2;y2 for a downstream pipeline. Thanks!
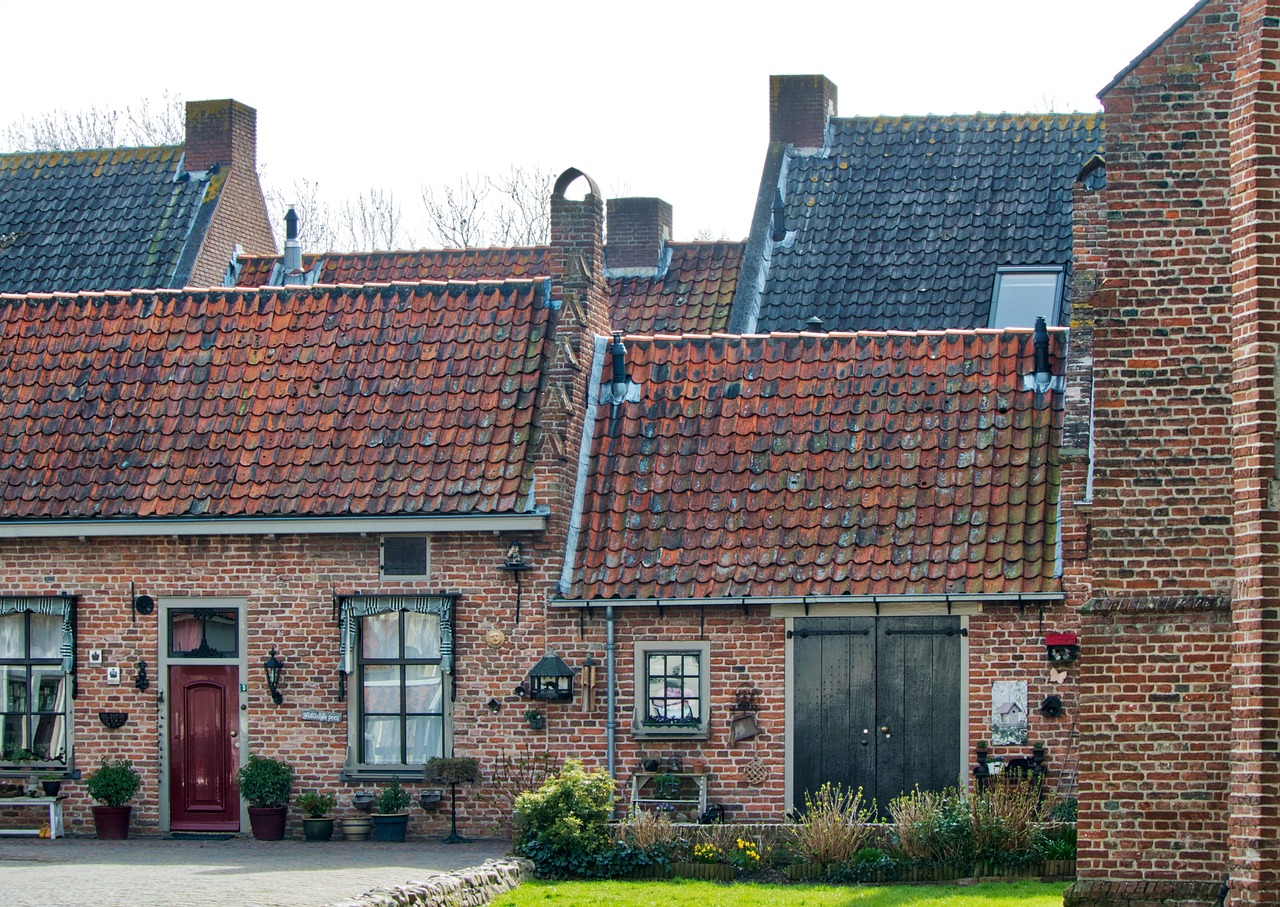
338;595;453;771
0;610;68;763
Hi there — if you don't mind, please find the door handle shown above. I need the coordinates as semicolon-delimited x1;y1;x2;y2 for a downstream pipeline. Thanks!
880;725;891;738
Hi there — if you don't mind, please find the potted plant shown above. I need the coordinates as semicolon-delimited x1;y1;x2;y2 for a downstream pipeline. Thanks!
40;773;62;798
370;778;412;842
297;791;336;842
86;759;141;839
525;708;545;730
235;754;294;840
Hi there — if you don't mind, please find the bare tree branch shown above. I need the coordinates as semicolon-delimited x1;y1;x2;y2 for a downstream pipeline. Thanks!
421;166;552;248
1;91;185;152
338;188;411;251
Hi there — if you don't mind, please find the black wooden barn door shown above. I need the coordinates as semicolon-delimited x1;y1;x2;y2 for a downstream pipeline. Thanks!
791;616;963;813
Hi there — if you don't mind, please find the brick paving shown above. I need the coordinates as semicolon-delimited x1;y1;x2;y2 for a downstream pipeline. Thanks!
0;836;510;907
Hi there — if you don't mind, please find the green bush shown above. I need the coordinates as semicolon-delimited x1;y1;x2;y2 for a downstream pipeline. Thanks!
515;760;622;878
235;754;294;808
886;786;973;866
86;759;141;807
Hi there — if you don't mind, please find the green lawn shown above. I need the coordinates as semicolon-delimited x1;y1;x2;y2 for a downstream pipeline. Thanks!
493;880;1066;907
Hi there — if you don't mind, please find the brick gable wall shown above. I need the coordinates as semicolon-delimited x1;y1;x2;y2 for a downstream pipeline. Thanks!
1066;2;1242;904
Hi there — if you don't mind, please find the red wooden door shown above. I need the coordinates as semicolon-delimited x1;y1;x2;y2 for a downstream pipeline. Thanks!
169;664;240;831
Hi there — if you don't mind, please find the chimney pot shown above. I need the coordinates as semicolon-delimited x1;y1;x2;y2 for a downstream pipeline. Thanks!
769;75;838;148
606;198;673;272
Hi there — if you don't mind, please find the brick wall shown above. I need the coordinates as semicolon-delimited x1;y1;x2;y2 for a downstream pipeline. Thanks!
1227;2;1280;903
1066;2;1241;904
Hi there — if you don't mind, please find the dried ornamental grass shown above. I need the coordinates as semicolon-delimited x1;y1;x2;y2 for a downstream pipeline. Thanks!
789;782;878;864
622;809;680;851
970;775;1052;861
886;786;973;864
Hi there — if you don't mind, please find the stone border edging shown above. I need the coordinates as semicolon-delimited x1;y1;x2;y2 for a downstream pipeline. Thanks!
324;857;532;907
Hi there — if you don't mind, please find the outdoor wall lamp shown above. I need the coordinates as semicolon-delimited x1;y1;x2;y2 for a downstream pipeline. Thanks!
264;648;285;705
135;660;150;692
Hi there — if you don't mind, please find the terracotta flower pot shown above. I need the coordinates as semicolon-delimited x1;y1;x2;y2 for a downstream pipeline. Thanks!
91;805;132;839
247;806;287;840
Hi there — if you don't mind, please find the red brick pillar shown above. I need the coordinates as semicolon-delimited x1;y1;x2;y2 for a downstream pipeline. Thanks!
1229;3;1280;903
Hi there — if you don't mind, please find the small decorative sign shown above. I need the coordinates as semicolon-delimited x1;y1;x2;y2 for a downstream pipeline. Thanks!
990;680;1028;745
301;709;343;724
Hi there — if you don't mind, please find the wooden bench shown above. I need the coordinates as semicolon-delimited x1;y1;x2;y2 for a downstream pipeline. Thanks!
0;796;64;839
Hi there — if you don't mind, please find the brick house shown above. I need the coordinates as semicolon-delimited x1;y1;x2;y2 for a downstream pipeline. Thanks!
0;99;276;293
0;169;610;837
1061;1;1280;905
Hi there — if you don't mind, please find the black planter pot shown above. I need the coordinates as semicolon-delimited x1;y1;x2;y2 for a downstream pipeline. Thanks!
527;716;545;730
302;816;334;841
41;781;61;798
371;813;409;842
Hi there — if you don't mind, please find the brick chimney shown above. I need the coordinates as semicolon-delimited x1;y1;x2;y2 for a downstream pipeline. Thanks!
606;197;672;272
183;99;259;173
769;75;838;147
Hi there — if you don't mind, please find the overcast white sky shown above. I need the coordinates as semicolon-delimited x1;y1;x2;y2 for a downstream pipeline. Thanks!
5;0;1197;243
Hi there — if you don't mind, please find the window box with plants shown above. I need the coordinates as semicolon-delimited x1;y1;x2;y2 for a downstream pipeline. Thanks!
86;759;141;839
370;779;412;842
297;791;336;842
235;754;295;840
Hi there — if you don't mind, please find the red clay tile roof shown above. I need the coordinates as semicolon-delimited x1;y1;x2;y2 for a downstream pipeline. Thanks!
235;248;549;288
608;242;741;335
235;241;743;335
0;280;551;521
572;329;1064;600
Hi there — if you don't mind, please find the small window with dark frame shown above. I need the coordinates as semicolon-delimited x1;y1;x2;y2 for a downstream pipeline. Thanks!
989;267;1064;330
358;610;445;765
381;537;429;579
168;609;239;658
633;641;710;738
0;611;67;764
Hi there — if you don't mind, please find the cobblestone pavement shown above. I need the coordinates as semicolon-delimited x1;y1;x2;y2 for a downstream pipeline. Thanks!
0;835;510;907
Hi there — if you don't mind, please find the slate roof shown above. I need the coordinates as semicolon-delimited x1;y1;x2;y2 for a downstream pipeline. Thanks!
236;242;743;335
0;146;217;294
571;328;1064;600
748;114;1102;333
609;242;741;335
0;280;552;522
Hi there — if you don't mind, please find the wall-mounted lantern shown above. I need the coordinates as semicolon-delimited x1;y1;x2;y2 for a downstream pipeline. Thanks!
135;660;150;692
1044;632;1078;664
263;648;285;705
526;653;574;701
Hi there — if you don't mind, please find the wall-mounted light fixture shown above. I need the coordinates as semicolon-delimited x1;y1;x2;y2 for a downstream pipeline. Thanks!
135;660;150;692
526;653;575;702
263;648;284;705
499;542;531;624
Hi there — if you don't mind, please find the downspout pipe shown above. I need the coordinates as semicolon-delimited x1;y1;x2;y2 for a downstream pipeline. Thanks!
606;605;616;779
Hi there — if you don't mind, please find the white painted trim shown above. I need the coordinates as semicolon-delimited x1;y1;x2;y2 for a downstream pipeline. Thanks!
0;512;547;539
156;596;248;835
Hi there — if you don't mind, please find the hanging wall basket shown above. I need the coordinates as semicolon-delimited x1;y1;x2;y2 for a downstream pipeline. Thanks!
99;712;128;729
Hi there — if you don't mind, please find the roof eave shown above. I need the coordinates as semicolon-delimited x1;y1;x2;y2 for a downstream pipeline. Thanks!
0;510;549;539
550;591;1065;609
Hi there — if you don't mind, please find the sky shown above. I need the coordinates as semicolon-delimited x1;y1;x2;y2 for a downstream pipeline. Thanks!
4;0;1199;244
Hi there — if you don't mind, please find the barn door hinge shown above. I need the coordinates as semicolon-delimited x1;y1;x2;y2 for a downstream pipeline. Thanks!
786;628;871;639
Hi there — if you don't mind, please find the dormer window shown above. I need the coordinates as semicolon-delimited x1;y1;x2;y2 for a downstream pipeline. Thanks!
990;267;1064;329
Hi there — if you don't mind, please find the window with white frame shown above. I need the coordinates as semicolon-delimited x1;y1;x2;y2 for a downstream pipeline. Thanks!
0;601;72;766
339;595;452;770
989;267;1064;329
381;536;430;580
633;640;710;738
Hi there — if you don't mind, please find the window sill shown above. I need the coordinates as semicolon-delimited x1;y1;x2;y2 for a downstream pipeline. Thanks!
339;766;426;784
631;727;709;740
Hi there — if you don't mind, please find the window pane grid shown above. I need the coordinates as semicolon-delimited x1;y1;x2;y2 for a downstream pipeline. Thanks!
358;611;445;765
0;612;67;762
645;652;701;723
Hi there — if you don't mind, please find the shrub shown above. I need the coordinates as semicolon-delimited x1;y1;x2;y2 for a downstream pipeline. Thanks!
375;778;412;814
515;760;618;878
621;808;679;853
969;774;1051;862
234;754;294;808
425;756;481;784
86;759;141;807
789;782;878;864
886;786;973;865
297;791;336;818
475;747;560;834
